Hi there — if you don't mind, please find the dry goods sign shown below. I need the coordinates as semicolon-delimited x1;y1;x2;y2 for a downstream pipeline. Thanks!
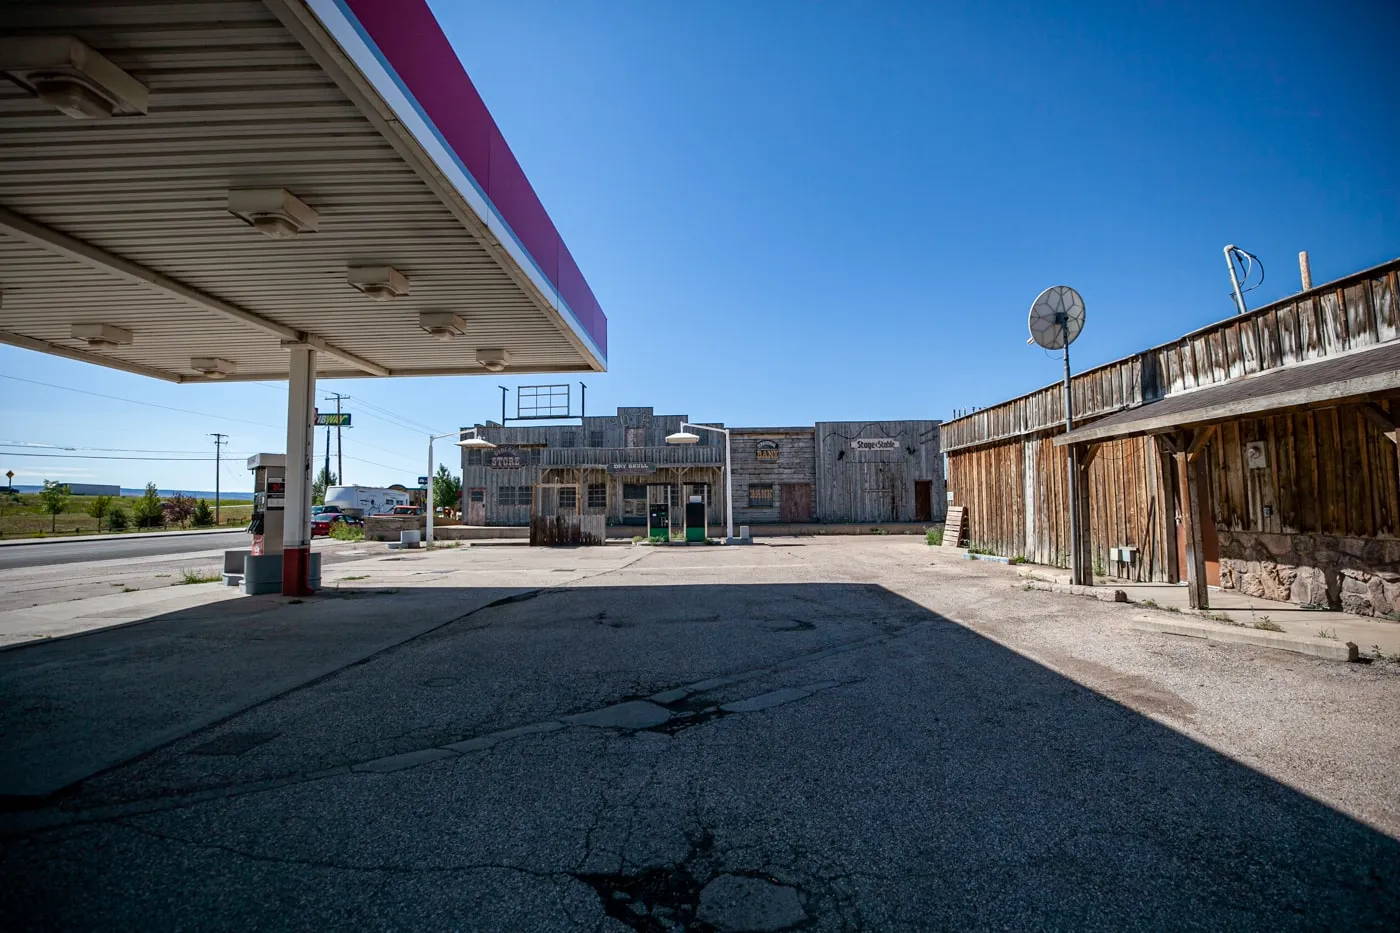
850;438;898;452
755;440;779;461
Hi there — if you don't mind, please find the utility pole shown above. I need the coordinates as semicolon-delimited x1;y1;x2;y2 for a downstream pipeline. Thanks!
324;392;350;482
209;433;228;524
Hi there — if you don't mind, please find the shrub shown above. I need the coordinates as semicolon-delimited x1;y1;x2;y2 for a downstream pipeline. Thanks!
925;527;943;546
87;494;114;532
329;521;364;542
164;492;196;528
107;505;130;531
192;499;215;527
133;483;165;528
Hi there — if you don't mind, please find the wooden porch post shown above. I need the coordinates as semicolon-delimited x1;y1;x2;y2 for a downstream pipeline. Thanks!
1172;427;1217;609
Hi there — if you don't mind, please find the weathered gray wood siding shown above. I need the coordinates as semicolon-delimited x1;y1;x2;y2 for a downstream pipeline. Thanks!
814;421;945;524
730;428;817;524
460;408;727;526
942;261;1400;452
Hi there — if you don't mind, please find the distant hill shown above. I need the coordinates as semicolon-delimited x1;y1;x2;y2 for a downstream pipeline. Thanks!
8;485;253;500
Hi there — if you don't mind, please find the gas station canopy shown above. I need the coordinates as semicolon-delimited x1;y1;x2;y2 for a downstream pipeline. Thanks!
0;0;609;383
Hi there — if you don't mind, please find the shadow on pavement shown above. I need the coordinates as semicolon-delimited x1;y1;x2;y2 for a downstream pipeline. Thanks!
0;581;1397;930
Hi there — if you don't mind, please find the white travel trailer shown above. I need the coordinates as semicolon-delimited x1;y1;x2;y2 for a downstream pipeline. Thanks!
322;485;410;518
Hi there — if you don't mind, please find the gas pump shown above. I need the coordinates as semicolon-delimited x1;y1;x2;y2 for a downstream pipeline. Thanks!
228;454;319;595
647;485;670;542
685;494;706;543
247;453;286;557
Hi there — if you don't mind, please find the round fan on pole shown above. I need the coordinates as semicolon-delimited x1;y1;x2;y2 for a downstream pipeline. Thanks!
1027;285;1086;350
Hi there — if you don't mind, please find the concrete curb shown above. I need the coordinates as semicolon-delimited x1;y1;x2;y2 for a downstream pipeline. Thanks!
0;527;242;548
1020;579;1128;603
1130;616;1359;662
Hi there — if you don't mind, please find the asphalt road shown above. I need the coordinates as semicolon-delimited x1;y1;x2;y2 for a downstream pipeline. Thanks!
0;531;248;570
2;540;1397;931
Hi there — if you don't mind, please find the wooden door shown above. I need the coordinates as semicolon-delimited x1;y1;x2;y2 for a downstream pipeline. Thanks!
467;488;485;526
780;484;813;522
915;480;933;522
1172;463;1221;587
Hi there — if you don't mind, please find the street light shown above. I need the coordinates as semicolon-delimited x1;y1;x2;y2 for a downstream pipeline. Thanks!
665;422;734;543
425;428;494;546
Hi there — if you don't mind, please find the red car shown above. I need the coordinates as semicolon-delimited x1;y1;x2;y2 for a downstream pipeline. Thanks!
311;516;331;537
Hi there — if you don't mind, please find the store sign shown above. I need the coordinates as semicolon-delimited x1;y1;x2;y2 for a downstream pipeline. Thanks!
851;438;898;452
489;448;522;470
755;440;779;461
314;412;352;426
608;464;656;475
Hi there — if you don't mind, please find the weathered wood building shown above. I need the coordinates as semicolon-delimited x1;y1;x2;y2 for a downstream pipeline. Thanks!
462;409;946;531
942;259;1400;616
816;421;944;524
461;407;726;530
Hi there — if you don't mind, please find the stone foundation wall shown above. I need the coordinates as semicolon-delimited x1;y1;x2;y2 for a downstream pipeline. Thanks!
1217;531;1400;619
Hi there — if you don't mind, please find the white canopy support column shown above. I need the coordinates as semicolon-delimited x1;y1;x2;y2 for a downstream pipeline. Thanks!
283;346;317;596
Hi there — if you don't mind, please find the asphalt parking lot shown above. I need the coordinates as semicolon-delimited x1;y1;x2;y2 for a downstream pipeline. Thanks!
2;538;1398;931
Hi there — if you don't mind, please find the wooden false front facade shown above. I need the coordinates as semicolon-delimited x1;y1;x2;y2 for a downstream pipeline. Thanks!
944;259;1400;616
461;408;946;533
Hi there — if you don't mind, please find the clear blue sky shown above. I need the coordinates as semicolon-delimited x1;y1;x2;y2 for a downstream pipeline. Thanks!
3;0;1397;493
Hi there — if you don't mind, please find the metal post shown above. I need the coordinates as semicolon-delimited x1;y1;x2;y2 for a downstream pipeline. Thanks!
1064;343;1086;585
335;394;345;481
323;423;331;487
1224;245;1248;316
210;432;227;524
723;428;734;542
283;346;317;596
426;435;435;546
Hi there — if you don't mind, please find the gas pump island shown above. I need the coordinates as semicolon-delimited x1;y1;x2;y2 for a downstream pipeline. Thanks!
227;454;321;595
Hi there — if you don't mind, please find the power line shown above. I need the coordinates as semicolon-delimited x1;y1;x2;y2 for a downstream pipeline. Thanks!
2;452;221;461
0;374;280;429
1;441;253;455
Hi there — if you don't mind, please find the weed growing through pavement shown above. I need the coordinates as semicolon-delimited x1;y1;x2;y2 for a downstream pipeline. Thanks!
1316;628;1339;640
173;569;220;585
925;527;943;546
1369;645;1400;663
870;528;889;535
1199;610;1233;624
1252;617;1284;632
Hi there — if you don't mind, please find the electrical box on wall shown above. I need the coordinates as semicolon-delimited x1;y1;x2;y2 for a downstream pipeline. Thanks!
1244;441;1268;470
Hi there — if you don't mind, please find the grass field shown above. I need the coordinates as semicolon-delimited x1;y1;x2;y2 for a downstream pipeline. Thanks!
0;492;253;539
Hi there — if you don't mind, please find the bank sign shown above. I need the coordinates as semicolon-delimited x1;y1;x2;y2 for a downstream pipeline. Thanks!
850;438;898;452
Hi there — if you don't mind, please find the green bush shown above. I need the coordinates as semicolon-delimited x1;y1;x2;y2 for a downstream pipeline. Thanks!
107;506;130;531
192;499;215;527
925;527;944;546
133;483;164;529
329;521;364;542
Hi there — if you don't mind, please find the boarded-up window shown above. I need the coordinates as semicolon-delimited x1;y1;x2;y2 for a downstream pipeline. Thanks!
560;432;575;448
748;484;774;507
626;428;645;448
466;449;484;465
587;483;607;508
496;486;534;506
590;431;604;447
